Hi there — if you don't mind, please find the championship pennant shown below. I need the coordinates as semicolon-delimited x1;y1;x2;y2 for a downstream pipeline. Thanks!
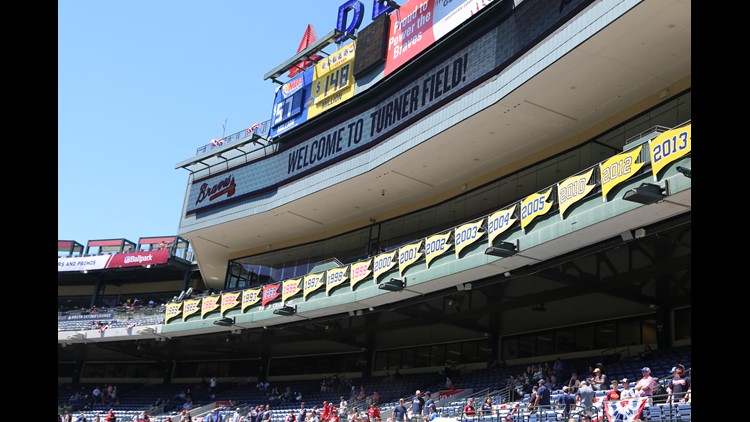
373;250;397;282
220;291;241;316
454;218;484;258
350;259;372;290
282;278;302;303
398;240;422;276
520;188;554;230
262;283;281;307
165;301;182;323
241;288;261;312
425;230;453;268
201;294;220;318
303;272;326;299
182;298;201;321
326;266;348;295
487;204;517;247
557;169;596;218
600;146;645;200
649;124;691;179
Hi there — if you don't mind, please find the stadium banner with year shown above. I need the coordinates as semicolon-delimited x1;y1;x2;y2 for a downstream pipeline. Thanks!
557;168;596;218
398;240;423;276
350;259;372;290
384;0;493;76
424;230;453;268
106;249;170;269
600;146;645;200
303;272;326;299
650;124;691;179
241;288;261;312
520;187;555;230
373;250;398;282
268;67;314;138
326;266;349;295
165;302;182;323
454;218;485;258
282;277;303;303
308;42;357;119
201;294;220;318
486;204;517;247
182;298;201;321
221;291;241;316
262;283;281;307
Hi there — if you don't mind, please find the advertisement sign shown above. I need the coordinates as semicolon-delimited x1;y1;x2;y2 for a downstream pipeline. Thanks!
58;255;111;272
308;42;357;119
58;312;114;321
106;249;170;268
384;0;493;76
268;67;314;138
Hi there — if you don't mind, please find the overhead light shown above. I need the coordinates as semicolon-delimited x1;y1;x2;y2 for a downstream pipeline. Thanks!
634;228;646;239
463;283;472;291
145;264;152;269
620;230;634;241
273;305;297;316
485;241;517;257
676;166;691;178
83;270;88;274
622;183;665;205
379;278;405;291
348;310;355;317
213;317;235;326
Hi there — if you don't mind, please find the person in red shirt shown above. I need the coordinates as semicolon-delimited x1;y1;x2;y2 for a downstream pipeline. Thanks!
322;402;332;421
462;398;476;421
605;379;621;402
367;404;381;422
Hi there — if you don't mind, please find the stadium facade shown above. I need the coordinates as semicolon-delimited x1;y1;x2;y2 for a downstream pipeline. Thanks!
59;0;690;387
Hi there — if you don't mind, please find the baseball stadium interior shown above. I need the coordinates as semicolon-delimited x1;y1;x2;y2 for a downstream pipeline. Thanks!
59;0;691;421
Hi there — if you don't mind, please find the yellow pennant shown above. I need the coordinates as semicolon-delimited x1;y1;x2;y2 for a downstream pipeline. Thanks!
350;259;372;290
201;294;221;318
241;288;261;312
220;291;241;316
520;187;554;229
650;124;691;179
165;302;182;323
600;146;645;200
282;277;303;303
373;250;398;282
557;168;596;217
487;204;517;247
303;272;326;299
398;240;423;276
425;231;453;268
182;298;201;321
326;266;349;295
454;218;485;258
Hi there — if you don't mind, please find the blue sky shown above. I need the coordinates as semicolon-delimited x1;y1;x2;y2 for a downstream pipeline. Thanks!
59;1;373;247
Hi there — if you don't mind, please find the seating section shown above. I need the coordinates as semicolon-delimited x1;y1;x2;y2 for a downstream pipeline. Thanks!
58;346;691;422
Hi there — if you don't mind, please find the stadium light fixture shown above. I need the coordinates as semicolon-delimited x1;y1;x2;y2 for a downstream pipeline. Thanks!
213;317;235;326
274;305;297;316
676;166;691;178
622;183;665;205
379;278;405;292
485;241;517;258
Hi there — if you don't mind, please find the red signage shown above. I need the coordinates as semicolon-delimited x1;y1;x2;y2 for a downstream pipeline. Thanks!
106;249;171;268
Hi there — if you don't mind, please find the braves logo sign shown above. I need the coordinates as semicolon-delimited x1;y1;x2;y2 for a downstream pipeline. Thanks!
195;175;236;205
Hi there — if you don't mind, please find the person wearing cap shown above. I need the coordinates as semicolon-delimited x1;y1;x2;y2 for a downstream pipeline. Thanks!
461;398;476;421
605;379;621;402
591;367;607;391
534;379;551;411
575;380;595;418
407;391;424;422
616;378;633;399
634;367;656;397
558;386;576;420
297;403;307;422
667;364;691;403
231;409;242;422
392;399;407;422
421;392;434;419
426;405;438;422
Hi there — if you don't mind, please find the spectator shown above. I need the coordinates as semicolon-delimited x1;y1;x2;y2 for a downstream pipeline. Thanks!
605;380;621;402
634;367;656;397
232;409;242;422
425;405;438;422
421;392;434;419
284;411;295;422
667;364;691;403
392;399;407;422
534;379;551;411
105;410;116;422
567;372;581;394
619;378;635;399
367;404;381;422
260;406;272;422
591;368;607;391
479;397;492;417
78;412;87;422
558;386;576;420
575;380;595;419
407;391;424;422
339;397;348;419
297;403;307;422
461;398;476;420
